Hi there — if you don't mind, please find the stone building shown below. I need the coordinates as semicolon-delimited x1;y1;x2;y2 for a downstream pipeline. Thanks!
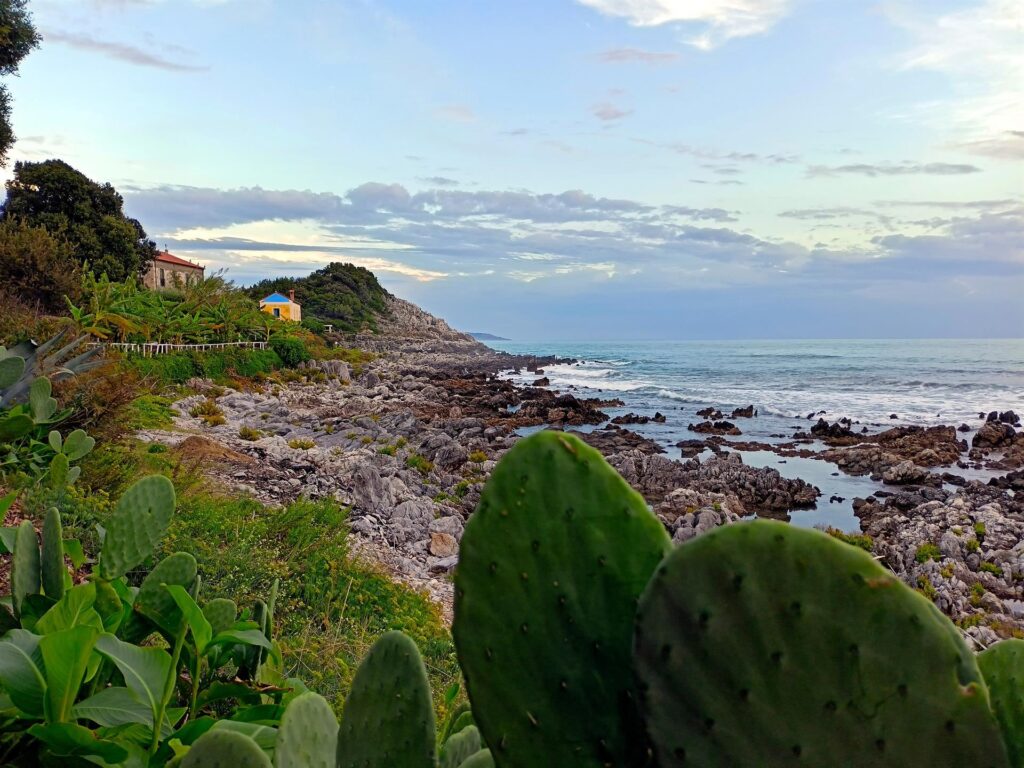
142;251;205;291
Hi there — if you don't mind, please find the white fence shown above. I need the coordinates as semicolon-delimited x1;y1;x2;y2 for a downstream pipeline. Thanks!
89;341;269;357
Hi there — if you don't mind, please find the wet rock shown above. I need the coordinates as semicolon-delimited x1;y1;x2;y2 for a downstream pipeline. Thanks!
881;460;930;485
689;420;742;436
730;405;756;418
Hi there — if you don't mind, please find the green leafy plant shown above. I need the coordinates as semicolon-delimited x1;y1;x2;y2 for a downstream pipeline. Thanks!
405;454;434;476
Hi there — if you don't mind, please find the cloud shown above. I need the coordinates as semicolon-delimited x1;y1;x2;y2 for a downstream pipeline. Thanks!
417;176;459;187
636;138;798;164
435;104;476;123
806;162;982;178
592;102;633;121
597;47;679;64
43;29;208;71
779;207;876;220
886;0;1022;156
950;131;1024;160
575;0;793;49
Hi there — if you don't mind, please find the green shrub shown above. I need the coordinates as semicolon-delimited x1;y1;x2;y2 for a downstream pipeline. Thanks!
378;444;397;456
468;450;487;463
239;425;262;441
967;537;981;553
971;581;986;607
981;561;1004;577
406;453;434;476
128;348;283;385
914;543;941;563
271;335;312;368
189;397;225;426
823;526;874;553
289;438;316;450
124;393;176;429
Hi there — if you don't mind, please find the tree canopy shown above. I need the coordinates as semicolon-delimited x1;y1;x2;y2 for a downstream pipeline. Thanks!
1;159;157;282
0;0;40;164
246;262;390;333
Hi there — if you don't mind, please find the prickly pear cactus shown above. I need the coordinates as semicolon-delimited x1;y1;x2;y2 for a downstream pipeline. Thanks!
336;631;436;768
134;552;198;633
40;508;65;600
274;691;338;768
634;520;1010;768
181;728;272;767
11;521;40;619
100;475;175;580
440;724;482;768
980;639;1024;767
458;749;494;768
203;598;237;634
454;430;670;768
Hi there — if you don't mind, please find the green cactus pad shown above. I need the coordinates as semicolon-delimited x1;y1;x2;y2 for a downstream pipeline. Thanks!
453;430;671;768
203;598;237;635
135;552;198;633
634;520;1010;768
459;750;494;768
100;475;175;580
336;631;436;768
274;691;338;768
980;639;1024;767
12;521;40;619
0;356;25;390
441;724;482;768
40;508;65;600
181;729;272;767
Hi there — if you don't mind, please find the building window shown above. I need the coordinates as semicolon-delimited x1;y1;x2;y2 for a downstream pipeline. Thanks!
159;268;166;287
273;308;281;318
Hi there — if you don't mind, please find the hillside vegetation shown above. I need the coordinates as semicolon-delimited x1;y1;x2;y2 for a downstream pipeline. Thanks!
246;262;390;333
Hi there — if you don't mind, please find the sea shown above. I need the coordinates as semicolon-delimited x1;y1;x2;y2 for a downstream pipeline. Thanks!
485;339;1024;533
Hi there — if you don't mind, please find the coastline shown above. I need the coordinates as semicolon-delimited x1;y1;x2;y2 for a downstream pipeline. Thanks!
137;300;1024;648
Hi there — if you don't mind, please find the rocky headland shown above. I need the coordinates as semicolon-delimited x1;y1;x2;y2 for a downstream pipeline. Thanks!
138;296;1024;645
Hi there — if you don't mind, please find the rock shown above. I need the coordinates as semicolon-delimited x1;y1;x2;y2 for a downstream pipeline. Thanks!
973;421;1016;449
730;405;756;418
388;499;435;545
688;420;741;436
882;460;931;485
957;423;971;432
696;407;724;419
532;376;550;386
999;410;1019;425
428;531;459;557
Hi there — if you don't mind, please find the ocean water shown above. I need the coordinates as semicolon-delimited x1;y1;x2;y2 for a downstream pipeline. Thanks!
487;339;1024;532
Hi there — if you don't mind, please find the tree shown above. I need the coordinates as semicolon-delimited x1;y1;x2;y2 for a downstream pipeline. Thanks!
0;0;40;165
1;159;157;281
0;218;81;311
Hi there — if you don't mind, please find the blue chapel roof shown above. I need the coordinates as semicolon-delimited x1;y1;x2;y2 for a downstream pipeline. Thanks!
261;292;292;303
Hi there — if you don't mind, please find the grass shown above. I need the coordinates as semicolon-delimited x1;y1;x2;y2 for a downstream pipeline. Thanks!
160;492;458;714
980;561;1004;577
966;538;980;553
288;438;316;450
406;454;434;476
123;394;177;430
378;444;397;456
239;426;262;441
128;348;283;386
823;527;873;553
467;450;487;464
970;581;986;608
189;398;225;427
914;543;941;563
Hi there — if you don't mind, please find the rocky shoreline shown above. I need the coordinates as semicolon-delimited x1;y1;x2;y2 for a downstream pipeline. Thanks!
138;297;1024;645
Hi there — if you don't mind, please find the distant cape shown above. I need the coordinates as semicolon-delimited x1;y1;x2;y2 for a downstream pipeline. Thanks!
468;332;509;341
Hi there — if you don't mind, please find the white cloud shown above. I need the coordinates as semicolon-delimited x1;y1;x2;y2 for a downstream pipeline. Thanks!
575;0;792;49
886;0;1024;156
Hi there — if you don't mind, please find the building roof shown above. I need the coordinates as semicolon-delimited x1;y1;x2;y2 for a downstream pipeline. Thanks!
154;251;204;270
261;292;296;304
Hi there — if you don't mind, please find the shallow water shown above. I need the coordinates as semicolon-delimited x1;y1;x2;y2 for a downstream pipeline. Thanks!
492;339;1024;533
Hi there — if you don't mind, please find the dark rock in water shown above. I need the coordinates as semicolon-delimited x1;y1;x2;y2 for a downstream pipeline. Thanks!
697;406;724;419
999;410;1019;425
676;439;710;458
829;495;844;504
957;423;971;432
730;405;756;418
571;424;662;456
972;421;1016;449
653;411;666;423
531;376;549;386
810;418;855;439
889;413;899;420
941;473;967;486
612;411;666;426
689;420;742;436
987;410;999;422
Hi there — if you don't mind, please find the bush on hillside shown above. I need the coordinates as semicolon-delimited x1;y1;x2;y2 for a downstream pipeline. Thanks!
271;334;312;367
0;218;82;312
128;347;283;384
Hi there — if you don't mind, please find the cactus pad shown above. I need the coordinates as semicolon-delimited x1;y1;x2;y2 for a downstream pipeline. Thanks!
100;475;175;580
454;430;671;768
40;508;65;600
336;631;436;768
12;521;40;619
980;639;1024;767
634;520;1010;768
458;750;494;768
203;598;237;635
135;552;198;633
440;724;482;768
274;691;338;768
181;729;272;767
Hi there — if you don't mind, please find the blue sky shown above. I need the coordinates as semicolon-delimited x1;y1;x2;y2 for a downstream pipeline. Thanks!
9;0;1024;339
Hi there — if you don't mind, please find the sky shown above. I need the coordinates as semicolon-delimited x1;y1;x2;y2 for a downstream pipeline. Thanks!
8;0;1024;340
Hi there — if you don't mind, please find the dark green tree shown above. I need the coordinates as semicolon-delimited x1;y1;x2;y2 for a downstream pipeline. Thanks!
246;262;390;333
0;0;40;165
0;218;81;311
1;159;157;281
